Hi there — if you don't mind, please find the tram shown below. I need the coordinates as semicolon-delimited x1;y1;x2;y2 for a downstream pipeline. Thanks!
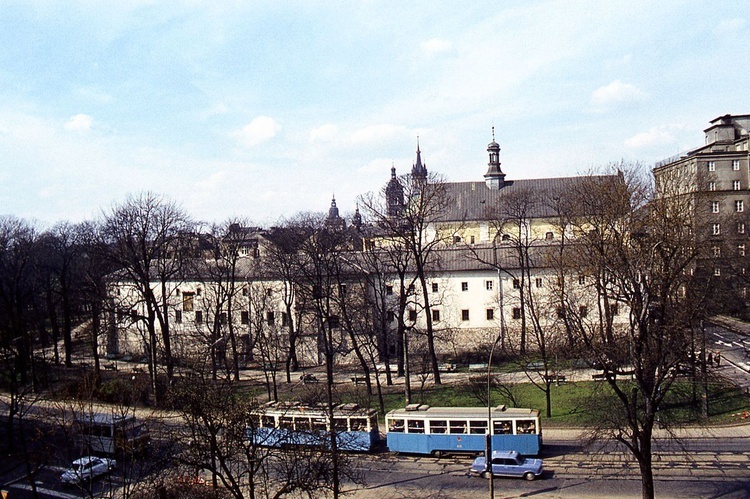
249;401;380;452
385;404;542;456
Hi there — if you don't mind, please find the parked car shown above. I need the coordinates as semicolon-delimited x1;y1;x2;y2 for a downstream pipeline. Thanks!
60;456;116;485
470;450;543;481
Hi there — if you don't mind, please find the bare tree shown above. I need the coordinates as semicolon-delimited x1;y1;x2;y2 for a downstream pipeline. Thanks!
359;170;454;385
566;165;708;499
100;192;194;404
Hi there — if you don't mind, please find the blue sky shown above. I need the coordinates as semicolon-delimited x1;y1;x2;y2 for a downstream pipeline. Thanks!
1;1;748;227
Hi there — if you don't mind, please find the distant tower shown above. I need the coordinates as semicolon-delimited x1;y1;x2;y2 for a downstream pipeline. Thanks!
484;127;506;190
351;205;362;229
385;165;405;218
411;138;428;187
325;195;345;230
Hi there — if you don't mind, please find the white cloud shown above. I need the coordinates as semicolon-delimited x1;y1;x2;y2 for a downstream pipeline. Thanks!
590;80;646;109
420;38;453;57
625;124;686;149
350;124;408;145
309;124;339;143
63;113;93;132
233;116;280;147
716;17;746;33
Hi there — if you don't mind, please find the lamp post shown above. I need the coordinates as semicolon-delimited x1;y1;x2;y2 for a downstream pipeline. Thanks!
486;330;504;499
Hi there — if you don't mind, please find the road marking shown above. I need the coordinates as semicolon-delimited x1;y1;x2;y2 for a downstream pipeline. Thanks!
12;483;82;499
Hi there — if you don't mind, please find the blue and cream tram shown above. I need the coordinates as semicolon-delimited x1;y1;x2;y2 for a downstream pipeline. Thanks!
385;405;541;456
249;401;380;452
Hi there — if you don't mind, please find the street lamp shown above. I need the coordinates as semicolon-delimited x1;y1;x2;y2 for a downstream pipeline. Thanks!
485;330;503;499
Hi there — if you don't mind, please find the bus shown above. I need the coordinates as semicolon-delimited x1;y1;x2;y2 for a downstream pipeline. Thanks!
75;413;150;456
249;401;380;452
385;405;541;456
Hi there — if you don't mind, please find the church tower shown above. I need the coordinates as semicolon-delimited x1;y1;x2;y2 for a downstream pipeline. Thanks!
484;127;506;190
411;138;428;187
325;196;345;230
385;165;405;218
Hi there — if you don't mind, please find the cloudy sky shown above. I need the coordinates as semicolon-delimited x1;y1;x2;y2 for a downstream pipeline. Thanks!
1;1;748;227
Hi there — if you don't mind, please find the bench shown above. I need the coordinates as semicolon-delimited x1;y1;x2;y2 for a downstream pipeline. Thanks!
438;363;457;372
103;362;118;371
592;373;607;381
351;375;368;385
468;363;488;371
543;374;566;384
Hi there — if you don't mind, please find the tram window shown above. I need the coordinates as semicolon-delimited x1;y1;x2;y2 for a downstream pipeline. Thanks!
469;420;488;434
296;417;311;431
312;418;327;431
279;417;294;430
333;418;348;431
430;420;448;434
449;420;467;434
493;420;512;434
350;418;367;431
389;419;405;432
262;416;275;428
516;420;537;434
407;420;425;434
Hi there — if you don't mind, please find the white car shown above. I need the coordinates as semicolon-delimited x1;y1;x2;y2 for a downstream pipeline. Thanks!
60;456;116;485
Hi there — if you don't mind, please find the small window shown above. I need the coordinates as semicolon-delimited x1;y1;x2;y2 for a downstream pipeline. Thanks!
485;280;493;291
461;282;468;292
713;246;721;257
453;235;461;244
493;420;512;434
388;419;405;433
470;235;475;244
512;307;521;320
712;201;720;213
241;311;249;324
469;420;488;434
195;311;203;323
714;268;721;277
713;223;721;236
609;304;619;316
516;420;537;434
339;284;347;296
175;310;182;324
579;306;588;317
739;244;746;257
408;284;415;293
266;289;273;297
736;200;744;212
708;161;716;172
432;309;440;322
486;308;494;320
407;420;425;434
219;312;227;324
387;311;395;322
449;420;467;434
733;159;740;171
578;276;585;285
281;312;289;327
735;180;742;191
266;311;274;325
739;223;746;234
386;285;393;295
408;309;417;322
513;279;520;289
545;231;553;240
430;420;448;434
535;278;543;288
501;234;511;241
461;309;470;321
432;282;439;293
182;292;195;312
708;181;716;191
328;315;340;328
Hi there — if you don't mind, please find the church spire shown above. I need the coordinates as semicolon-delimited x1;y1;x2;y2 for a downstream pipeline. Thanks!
325;195;345;230
386;163;405;218
411;137;427;186
484;127;505;190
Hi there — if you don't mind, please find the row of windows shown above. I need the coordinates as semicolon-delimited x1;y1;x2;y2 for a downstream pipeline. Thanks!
710;200;744;213
712;245;747;257
386;276;588;295
707;180;743;191
707;160;742;172
712;223;747;235
389;304;617;323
